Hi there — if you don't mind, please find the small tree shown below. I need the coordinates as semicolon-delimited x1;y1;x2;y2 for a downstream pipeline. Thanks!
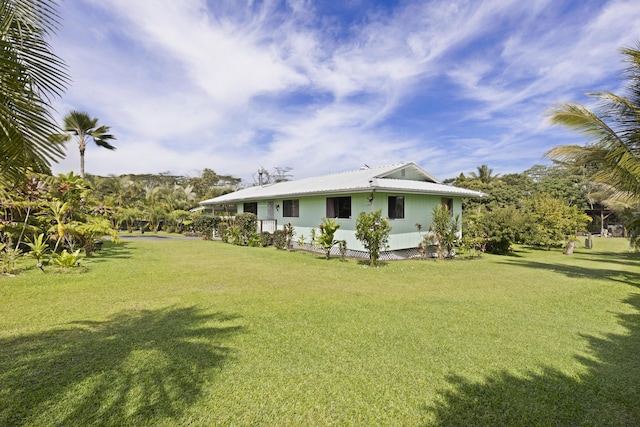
318;218;341;260
24;233;49;266
523;194;591;251
193;214;218;240
235;212;258;245
355;209;392;266
431;206;460;259
284;223;295;250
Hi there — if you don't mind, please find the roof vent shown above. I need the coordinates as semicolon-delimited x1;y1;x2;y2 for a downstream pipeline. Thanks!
359;164;371;170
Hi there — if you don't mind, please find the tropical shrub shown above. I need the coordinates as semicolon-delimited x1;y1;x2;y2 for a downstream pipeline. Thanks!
296;234;306;249
284;223;295;250
318;218;341;260
430;206;459;259
622;209;640;250
1;247;21;274
52;249;81;268
260;231;273;247
193;214;218;240
235;213;258;245
355;209;392;266
228;226;242;245
24;233;49;264
247;233;262;247
216;222;229;242
522;194;591;251
70;217;119;257
273;230;287;250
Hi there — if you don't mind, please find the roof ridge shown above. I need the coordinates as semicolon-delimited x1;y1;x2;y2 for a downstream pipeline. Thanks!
301;162;409;180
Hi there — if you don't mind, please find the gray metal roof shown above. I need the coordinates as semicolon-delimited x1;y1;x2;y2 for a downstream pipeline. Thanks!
199;162;483;205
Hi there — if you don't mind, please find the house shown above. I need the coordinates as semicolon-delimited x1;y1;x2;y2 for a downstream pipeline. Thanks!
199;162;483;257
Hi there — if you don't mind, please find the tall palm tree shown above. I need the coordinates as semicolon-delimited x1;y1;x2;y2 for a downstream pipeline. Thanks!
546;42;640;202
0;0;69;182
60;110;116;178
469;165;498;184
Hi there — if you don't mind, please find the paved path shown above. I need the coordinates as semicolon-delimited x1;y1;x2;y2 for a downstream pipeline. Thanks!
118;234;204;241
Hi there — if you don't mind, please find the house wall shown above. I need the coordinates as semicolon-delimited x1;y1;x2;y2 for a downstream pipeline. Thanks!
237;192;462;252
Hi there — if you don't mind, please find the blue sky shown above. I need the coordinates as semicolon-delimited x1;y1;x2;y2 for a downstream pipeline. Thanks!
49;0;640;183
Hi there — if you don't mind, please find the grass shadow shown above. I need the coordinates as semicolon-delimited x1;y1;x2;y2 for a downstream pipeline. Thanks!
87;240;135;262
426;293;640;425
0;306;244;426
496;257;640;287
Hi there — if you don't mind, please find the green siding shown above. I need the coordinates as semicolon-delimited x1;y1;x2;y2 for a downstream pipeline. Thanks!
231;192;462;252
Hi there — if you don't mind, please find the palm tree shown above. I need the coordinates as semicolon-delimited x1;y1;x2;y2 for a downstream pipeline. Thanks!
469;165;498;184
0;0;69;182
546;42;640;202
60;111;116;178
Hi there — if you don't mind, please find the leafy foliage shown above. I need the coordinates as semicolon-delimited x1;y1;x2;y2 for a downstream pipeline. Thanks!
522;194;592;250
317;218;342;260
273;230;287;250
52;249;81;268
355;209;392;266
0;0;69;182
622;209;640;250
1;247;21;274
547;42;640;202
57;111;116;178
260;231;273;247
430;206;459;259
284;223;295;250
24;233;49;264
234;213;258;245
193;214;218;240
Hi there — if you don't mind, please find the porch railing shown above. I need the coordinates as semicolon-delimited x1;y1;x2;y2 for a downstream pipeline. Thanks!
258;219;277;233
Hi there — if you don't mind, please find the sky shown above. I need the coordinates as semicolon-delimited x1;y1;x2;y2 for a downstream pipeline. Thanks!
48;0;640;184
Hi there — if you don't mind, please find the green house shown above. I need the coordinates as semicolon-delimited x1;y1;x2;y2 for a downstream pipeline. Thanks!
199;162;483;257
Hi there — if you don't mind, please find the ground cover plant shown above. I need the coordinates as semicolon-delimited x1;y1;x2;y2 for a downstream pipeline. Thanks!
0;237;638;425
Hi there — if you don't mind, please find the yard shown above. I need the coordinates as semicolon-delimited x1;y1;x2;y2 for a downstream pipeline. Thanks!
1;237;638;426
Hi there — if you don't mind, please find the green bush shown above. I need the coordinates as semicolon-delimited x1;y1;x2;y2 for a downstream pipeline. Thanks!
318;218;341;260
52;249;81;268
217;222;229;243
355;209;391;266
235;213;258;245
273;230;287;250
284;223;295;250
193;214;219;240
248;233;262;247
260;231;273;247
228;225;242;245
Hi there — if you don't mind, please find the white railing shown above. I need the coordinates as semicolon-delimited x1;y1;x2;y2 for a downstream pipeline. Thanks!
259;219;277;233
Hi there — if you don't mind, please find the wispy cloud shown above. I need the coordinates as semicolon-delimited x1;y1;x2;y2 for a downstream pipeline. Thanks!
50;0;640;183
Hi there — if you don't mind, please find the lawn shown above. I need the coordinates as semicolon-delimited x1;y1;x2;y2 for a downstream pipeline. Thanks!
1;237;639;426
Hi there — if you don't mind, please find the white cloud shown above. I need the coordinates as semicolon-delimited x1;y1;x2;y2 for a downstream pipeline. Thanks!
49;0;640;183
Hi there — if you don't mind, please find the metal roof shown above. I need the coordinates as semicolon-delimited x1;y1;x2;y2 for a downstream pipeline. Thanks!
199;162;483;205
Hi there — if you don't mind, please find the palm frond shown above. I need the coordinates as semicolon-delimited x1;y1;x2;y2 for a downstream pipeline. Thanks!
0;0;69;182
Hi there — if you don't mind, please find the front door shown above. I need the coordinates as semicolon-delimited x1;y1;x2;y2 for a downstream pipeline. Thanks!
266;201;275;220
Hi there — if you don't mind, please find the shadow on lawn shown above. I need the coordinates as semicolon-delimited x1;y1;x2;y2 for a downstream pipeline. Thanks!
427;293;640;425
80;240;135;264
0;306;244;426
495;254;640;287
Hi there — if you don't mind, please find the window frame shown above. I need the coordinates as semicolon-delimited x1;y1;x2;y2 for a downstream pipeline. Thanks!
282;199;299;218
441;197;453;216
243;202;258;215
326;196;352;219
388;195;405;219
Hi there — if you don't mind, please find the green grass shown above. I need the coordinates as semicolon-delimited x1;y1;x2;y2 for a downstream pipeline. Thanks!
1;238;639;426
